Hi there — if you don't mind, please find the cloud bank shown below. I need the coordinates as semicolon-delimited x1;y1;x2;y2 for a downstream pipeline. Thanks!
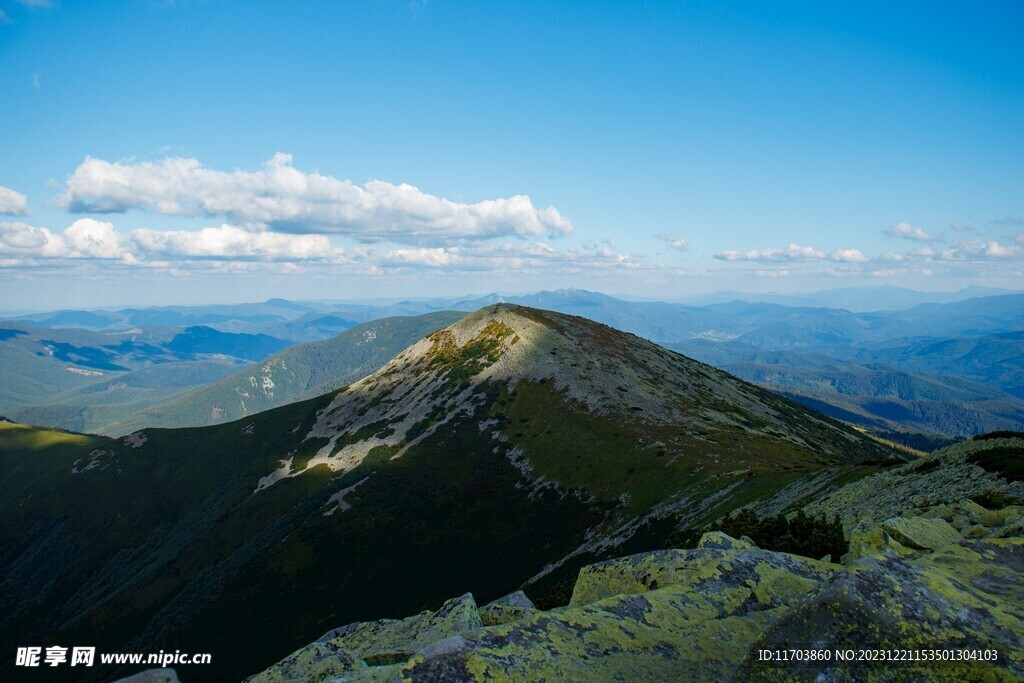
0;219;130;260
0;219;650;278
714;243;867;263
132;225;348;262
0;220;353;264
57;154;573;245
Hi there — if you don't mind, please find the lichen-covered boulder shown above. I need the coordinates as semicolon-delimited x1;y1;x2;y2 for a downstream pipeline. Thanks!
880;516;962;550
921;500;993;532
247;642;365;682
320;593;482;664
979;505;1024;529
400;583;786;682
920;503;955;520
992;519;1024;539
802;438;1024;529
397;543;839;681
741;538;1024;682
570;548;718;606
248;594;482;682
963;523;990;539
479;590;536;626
570;536;836;609
844;524;917;561
335;663;406;682
697;530;758;551
957;498;989;516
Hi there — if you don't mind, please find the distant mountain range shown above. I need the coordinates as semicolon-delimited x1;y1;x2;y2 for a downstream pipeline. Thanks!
3;288;1023;440
104;311;465;435
672;284;1020;311
0;322;291;433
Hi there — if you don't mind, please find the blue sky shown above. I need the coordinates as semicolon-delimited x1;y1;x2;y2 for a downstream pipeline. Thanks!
1;0;1022;307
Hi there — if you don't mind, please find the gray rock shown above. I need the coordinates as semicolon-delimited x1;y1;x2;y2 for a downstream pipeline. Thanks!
479;590;536;626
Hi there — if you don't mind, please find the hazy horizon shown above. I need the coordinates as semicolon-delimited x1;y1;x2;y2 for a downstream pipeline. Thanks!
1;283;1021;317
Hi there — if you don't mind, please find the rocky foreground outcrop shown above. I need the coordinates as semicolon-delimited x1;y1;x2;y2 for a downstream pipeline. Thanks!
245;500;1024;682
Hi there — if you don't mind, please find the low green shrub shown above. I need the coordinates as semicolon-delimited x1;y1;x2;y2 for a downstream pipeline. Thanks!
967;446;1024;482
973;431;1024;441
667;508;846;560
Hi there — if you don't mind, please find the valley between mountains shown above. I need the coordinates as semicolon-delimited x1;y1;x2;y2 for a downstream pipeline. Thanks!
0;304;904;682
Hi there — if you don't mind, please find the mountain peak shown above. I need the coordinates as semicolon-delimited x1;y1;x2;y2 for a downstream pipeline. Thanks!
257;304;893;490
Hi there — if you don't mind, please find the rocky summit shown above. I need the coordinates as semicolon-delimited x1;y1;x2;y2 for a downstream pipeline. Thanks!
259;304;892;488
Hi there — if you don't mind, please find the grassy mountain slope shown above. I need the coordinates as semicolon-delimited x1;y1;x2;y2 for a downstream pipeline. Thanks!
0;321;287;371
0;321;288;412
0;305;898;682
844;331;1024;398
102;311;465;435
776;387;1024;438
0;320;279;433
0;344;109;409
163;325;289;360
253;312;359;342
4;360;240;434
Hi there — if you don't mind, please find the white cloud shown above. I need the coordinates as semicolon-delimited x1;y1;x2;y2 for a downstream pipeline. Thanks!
0;215;649;280
64;219;132;259
383;247;460;267
0;186;29;216
880;247;935;262
880;239;1024;265
14;0;54;7
131;224;348;262
884;222;938;242
714;243;825;262
939;240;1022;261
949;220;974;233
0;219;130;260
0;220;351;265
380;240;648;273
57;154;574;244
829;248;869;263
0;221;64;256
657;233;688;251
